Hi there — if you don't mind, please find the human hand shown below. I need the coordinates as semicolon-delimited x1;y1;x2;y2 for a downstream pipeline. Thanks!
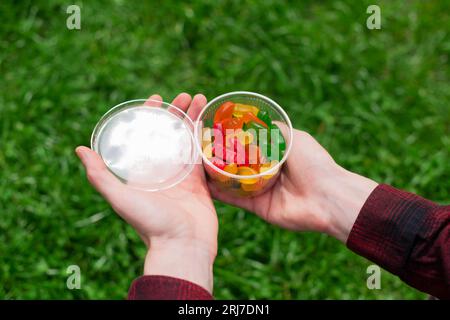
76;93;217;292
208;129;378;243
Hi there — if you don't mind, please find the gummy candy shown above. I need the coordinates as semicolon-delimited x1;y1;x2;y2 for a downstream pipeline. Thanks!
202;101;286;194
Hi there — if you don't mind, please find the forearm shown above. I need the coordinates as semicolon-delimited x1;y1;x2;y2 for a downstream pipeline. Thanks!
345;184;449;298
144;239;215;294
320;166;449;298
322;167;379;243
128;239;215;300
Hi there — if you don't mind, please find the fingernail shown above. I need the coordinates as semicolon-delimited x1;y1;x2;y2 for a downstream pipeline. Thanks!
194;94;207;103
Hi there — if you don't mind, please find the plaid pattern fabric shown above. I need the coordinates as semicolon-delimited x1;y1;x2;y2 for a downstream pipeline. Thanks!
347;184;450;299
128;275;212;300
128;184;449;300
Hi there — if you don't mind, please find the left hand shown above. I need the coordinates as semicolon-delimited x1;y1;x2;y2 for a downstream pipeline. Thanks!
76;93;218;293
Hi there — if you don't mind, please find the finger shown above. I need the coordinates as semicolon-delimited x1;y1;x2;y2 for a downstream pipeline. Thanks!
171;92;192;113
187;93;207;120
144;94;163;107
75;146;127;202
272;120;291;143
188;94;208;165
207;180;255;212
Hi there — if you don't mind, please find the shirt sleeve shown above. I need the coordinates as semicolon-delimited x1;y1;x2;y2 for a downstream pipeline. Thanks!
127;275;213;300
347;184;450;299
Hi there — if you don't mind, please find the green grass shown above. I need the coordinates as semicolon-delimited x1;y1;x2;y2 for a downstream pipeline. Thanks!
0;0;449;299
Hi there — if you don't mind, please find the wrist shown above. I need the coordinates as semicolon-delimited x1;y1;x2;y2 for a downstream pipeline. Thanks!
321;166;378;243
144;238;216;294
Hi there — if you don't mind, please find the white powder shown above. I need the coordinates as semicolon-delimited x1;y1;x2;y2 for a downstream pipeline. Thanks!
96;106;194;190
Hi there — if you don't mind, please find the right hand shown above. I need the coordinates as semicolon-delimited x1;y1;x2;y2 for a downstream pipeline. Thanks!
76;93;218;292
208;129;378;242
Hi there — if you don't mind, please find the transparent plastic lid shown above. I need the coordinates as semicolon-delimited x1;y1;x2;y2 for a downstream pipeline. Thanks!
91;99;197;191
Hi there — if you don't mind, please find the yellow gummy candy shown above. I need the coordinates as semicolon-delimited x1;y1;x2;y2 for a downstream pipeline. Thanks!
232;103;259;118
203;142;213;159
259;160;279;179
224;163;238;174
237;166;259;184
241;180;263;192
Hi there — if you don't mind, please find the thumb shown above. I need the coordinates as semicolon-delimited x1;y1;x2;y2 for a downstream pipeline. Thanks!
75;146;125;202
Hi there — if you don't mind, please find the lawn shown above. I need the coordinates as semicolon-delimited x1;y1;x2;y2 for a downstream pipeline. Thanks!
0;0;448;299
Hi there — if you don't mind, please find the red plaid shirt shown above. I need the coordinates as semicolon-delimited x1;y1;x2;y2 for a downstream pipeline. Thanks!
128;184;450;300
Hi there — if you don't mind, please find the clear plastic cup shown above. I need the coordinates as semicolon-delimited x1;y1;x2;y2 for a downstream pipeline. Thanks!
91;99;197;191
195;91;293;197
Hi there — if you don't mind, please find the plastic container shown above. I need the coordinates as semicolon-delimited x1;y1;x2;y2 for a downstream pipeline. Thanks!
195;91;293;197
91;99;197;191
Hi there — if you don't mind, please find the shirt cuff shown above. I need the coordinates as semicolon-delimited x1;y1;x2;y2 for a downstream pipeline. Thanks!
128;275;213;300
346;184;437;276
